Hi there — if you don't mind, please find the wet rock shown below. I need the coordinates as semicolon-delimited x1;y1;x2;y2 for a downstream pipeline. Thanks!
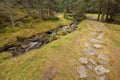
21;44;28;49
83;48;96;56
79;57;88;64
77;66;87;78
35;42;42;47
97;76;109;80
29;42;38;48
98;54;110;62
51;31;56;36
62;26;68;31
94;44;102;49
95;65;110;75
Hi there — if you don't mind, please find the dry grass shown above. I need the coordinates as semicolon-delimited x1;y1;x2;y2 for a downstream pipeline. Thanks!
105;23;120;80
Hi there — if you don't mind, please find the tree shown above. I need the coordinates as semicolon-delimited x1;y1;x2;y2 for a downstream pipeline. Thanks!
21;0;33;18
4;0;15;27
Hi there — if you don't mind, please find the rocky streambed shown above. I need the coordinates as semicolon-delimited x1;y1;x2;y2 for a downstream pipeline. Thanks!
0;20;79;57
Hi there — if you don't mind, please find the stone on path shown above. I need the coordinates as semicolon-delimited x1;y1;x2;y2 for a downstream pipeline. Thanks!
86;59;96;70
85;42;91;48
91;32;97;36
98;60;108;65
97;33;104;40
79;57;88;64
87;23;92;29
98;76;109;80
94;30;103;33
83;48;96;56
95;65;110;75
94;44;102;49
98;54;110;62
87;62;95;70
77;66;87;78
90;38;103;44
89;59;96;65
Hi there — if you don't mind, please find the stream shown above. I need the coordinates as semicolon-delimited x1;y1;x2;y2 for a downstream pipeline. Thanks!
0;20;79;57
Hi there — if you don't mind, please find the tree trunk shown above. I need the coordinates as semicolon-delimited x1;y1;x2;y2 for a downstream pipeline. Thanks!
98;13;101;21
38;0;44;19
22;0;33;17
97;1;102;21
5;0;15;27
106;14;109;22
105;0;110;22
101;11;105;22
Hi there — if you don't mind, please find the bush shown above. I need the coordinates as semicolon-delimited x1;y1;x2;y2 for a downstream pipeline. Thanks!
64;13;73;20
5;27;20;33
17;15;32;23
62;31;67;36
43;16;59;21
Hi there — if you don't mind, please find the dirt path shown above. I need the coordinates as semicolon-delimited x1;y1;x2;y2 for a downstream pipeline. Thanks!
77;20;116;80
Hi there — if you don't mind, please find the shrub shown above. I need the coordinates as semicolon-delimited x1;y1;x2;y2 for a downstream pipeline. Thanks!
43;16;59;21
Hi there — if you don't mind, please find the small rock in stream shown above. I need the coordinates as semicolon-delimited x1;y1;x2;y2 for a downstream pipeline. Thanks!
77;65;88;78
21;44;28;49
95;65;110;75
29;42;38;48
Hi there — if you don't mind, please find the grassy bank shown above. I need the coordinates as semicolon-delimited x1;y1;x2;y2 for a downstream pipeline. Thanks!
0;20;87;80
0;14;71;48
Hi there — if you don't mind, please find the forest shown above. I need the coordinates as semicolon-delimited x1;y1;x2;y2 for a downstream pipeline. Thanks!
0;0;120;80
0;0;120;28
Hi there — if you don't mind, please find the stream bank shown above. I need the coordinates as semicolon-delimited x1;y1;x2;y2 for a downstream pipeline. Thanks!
0;20;79;57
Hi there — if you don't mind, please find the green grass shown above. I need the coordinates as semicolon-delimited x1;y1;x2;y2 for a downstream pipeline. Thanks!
106;23;120;48
0;14;72;48
86;13;98;19
0;20;88;80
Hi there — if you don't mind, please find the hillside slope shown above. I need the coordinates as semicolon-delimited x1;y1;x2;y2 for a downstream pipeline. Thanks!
0;20;120;80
